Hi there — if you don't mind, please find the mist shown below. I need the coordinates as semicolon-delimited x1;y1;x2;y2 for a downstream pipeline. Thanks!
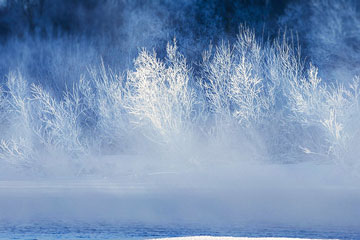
0;0;360;237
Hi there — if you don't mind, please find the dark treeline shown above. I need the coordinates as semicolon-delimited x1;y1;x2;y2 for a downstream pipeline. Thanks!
0;0;298;91
0;0;359;90
0;0;291;40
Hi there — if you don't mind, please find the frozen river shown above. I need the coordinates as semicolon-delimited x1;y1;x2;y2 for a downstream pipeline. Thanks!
0;163;359;240
0;222;359;239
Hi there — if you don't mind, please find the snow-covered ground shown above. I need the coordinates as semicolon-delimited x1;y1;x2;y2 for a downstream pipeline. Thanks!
149;237;338;240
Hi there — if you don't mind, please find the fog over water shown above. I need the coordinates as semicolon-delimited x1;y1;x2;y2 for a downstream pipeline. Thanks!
0;0;359;234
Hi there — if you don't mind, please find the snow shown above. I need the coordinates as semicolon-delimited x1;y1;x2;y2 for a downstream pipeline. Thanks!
148;237;337;240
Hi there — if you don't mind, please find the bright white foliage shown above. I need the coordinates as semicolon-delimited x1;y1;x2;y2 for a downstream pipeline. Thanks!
126;40;195;144
0;72;33;164
0;27;359;173
88;61;129;153
288;63;360;164
31;83;86;156
201;28;273;128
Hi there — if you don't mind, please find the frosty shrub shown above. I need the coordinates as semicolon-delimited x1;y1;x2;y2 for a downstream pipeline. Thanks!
0;86;7;133
201;28;273;130
88;61;130;154
126;40;195;145
1;72;90;165
31;81;88;157
287;63;360;168
0;72;33;165
0;24;359;173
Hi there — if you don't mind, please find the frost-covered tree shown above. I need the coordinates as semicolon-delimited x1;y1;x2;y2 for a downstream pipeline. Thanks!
288;65;360;166
0;22;360;174
0;72;33;165
126;40;195;145
0;86;7;133
88;61;130;154
201;28;273;129
31;82;88;156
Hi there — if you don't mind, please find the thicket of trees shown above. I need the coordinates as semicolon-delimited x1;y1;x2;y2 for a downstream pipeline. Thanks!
1;27;359;174
0;0;360;175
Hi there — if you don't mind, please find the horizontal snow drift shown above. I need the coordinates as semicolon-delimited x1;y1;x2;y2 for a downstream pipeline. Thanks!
148;237;338;240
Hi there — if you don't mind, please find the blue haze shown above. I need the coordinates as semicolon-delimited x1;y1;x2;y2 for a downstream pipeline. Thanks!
0;0;359;238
